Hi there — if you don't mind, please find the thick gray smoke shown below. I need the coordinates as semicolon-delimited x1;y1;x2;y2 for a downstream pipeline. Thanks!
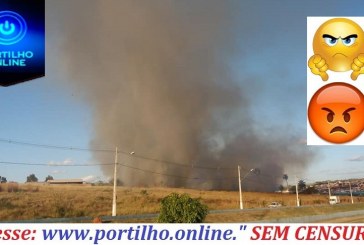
47;0;316;191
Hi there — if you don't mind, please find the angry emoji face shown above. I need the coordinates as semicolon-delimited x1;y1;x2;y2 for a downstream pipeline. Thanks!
313;18;364;72
308;82;364;143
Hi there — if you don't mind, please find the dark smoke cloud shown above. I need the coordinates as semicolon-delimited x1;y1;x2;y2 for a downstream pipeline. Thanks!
47;0;317;191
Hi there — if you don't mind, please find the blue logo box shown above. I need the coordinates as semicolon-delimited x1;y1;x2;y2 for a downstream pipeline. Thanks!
0;0;45;86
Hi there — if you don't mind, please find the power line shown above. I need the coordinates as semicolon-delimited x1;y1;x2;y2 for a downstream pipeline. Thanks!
2;139;344;187
0;161;113;167
117;162;237;181
1;140;360;185
0;160;251;182
117;162;274;185
0;159;297;186
0;138;298;182
0;137;238;170
0;138;114;153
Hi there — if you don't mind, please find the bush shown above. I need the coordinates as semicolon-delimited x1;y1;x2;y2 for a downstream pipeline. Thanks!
157;193;208;223
52;193;74;218
140;189;148;196
7;182;19;192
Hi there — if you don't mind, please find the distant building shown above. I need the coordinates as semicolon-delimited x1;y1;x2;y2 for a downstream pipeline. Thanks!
46;179;85;185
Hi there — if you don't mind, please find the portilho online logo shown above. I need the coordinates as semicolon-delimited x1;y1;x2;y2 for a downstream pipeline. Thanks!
0;11;27;45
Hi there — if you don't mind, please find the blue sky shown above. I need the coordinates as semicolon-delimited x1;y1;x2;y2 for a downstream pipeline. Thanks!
0;78;96;182
1;0;364;186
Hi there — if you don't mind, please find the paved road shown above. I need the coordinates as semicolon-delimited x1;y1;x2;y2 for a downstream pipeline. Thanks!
318;215;364;223
5;205;364;223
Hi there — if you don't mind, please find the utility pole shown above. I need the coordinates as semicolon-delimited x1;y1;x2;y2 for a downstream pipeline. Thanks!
349;181;354;204
328;181;331;198
112;147;118;216
238;165;243;210
238;167;259;210
295;176;300;207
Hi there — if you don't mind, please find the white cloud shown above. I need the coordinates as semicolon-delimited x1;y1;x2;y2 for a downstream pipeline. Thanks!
51;170;66;175
48;158;74;166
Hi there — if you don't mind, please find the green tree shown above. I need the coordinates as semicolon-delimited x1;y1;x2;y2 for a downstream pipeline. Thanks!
283;174;288;190
298;180;306;191
278;184;284;193
289;185;296;193
45;175;54;182
302;186;319;194
0;176;7;183
158;193;208;223
26;174;38;183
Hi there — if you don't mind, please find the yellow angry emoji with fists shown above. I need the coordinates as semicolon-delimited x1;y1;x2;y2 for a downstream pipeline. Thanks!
308;18;364;81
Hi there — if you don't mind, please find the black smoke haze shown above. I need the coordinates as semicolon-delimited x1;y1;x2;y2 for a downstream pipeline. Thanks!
47;0;317;191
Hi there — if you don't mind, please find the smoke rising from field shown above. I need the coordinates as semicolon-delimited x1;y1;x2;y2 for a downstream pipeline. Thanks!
48;0;316;191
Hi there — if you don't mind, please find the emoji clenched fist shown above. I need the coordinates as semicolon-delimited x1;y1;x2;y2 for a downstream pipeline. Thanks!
351;54;364;80
309;18;364;81
308;54;329;81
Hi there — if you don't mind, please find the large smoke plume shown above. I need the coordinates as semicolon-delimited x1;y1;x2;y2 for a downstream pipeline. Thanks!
48;0;316;191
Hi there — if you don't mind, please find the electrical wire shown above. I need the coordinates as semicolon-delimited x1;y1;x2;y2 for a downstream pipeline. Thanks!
0;160;264;183
0;138;114;153
0;161;113;167
0;137;238;170
0;138;319;184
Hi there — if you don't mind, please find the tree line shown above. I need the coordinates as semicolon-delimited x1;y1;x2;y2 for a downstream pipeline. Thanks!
26;174;54;183
0;174;54;183
278;174;318;194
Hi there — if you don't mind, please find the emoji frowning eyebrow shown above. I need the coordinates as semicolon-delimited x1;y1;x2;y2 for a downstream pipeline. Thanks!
322;34;358;39
342;107;356;114
321;107;334;113
321;107;356;115
322;34;338;40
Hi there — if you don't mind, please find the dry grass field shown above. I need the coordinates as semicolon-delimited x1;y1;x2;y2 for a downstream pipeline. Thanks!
0;183;363;222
